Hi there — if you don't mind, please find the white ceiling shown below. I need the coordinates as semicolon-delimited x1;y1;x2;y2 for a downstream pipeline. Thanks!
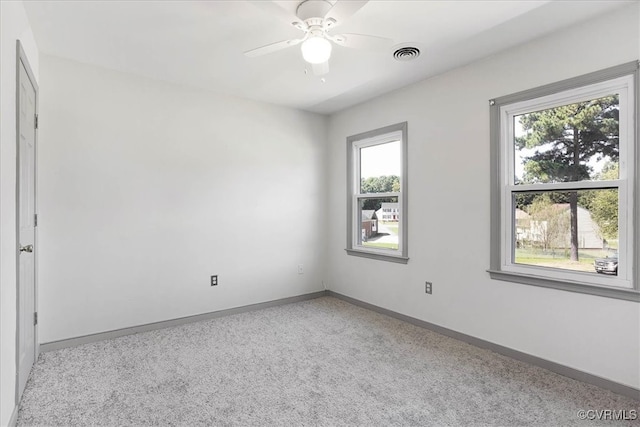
23;0;632;115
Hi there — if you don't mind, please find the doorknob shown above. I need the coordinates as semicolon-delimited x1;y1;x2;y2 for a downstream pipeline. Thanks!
19;244;33;253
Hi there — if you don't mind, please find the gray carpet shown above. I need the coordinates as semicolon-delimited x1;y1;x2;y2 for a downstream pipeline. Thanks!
17;296;639;426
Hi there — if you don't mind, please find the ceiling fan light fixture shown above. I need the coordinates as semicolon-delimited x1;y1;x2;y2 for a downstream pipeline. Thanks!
301;36;332;64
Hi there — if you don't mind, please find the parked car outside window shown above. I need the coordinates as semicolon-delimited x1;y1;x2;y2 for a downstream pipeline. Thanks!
594;252;618;275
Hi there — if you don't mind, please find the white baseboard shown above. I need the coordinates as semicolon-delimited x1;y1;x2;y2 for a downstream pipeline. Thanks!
328;290;640;401
40;291;327;352
38;289;639;401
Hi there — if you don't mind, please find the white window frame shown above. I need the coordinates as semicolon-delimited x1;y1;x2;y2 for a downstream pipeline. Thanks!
346;122;408;264
489;62;639;302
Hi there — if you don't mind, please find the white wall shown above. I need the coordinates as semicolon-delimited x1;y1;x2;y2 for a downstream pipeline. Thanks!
0;2;39;425
37;55;327;343
3;5;638;423
326;3;640;389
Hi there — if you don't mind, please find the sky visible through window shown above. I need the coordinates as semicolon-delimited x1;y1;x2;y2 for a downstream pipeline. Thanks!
360;141;401;179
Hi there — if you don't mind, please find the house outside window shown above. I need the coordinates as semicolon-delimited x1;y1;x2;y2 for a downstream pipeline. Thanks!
346;122;408;263
379;202;399;221
489;62;639;301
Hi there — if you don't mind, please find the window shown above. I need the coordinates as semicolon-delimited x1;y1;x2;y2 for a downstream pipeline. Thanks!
346;122;408;263
489;62;639;301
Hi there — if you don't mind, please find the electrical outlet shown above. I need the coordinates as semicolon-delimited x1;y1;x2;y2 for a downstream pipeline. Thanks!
211;275;218;286
298;264;304;275
425;281;432;294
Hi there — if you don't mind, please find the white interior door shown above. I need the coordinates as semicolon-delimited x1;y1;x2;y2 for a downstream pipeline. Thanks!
17;45;38;400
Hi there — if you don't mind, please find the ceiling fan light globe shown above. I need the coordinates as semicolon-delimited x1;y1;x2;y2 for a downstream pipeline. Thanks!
301;36;332;64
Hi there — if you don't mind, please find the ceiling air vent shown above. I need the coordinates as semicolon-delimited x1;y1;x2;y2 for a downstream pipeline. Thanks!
393;46;420;61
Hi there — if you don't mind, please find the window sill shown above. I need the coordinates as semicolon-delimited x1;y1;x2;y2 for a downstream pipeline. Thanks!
346;249;409;264
487;269;639;302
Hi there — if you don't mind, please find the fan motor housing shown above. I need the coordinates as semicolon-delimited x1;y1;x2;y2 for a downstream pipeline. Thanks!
297;0;332;21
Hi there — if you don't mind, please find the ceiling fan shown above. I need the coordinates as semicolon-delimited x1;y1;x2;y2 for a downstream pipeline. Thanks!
245;0;393;76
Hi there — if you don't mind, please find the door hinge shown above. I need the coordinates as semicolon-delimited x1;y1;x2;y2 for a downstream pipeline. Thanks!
34;312;38;326
34;214;38;227
34;114;38;130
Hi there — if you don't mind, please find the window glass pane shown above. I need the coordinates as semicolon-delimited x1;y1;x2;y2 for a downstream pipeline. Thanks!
513;189;619;274
357;197;399;250
360;141;401;193
514;95;619;184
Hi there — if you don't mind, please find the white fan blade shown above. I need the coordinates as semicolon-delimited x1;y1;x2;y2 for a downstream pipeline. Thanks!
248;1;307;30
324;0;369;28
329;33;393;50
312;61;329;76
244;38;303;58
